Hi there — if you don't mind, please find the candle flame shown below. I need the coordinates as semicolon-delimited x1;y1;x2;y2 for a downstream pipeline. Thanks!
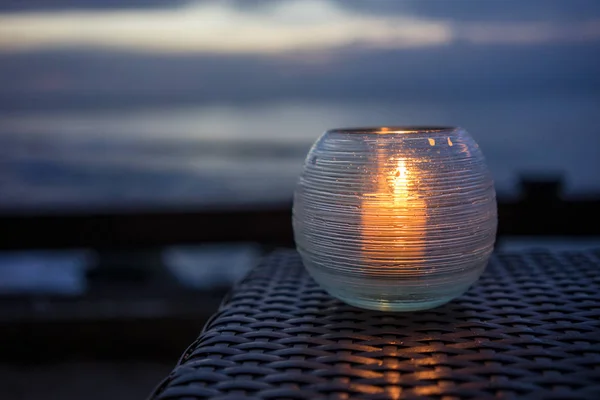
392;159;410;206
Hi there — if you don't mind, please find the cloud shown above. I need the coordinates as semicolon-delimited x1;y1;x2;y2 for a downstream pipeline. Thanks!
1;0;599;55
0;1;451;53
340;0;600;22
457;20;600;45
0;0;598;113
1;41;598;112
0;0;188;12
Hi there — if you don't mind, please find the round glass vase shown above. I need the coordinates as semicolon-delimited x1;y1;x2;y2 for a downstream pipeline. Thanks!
293;127;497;312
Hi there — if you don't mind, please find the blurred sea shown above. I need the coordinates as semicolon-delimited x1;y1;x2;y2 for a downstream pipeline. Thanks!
1;95;599;210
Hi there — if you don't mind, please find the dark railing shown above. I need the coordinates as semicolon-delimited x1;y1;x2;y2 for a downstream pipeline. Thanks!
0;178;599;250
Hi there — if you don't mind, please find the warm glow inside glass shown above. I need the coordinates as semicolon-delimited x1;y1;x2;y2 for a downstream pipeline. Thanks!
293;127;497;311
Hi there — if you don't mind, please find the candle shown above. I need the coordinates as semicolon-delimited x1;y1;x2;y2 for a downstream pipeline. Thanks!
361;153;426;266
293;126;497;312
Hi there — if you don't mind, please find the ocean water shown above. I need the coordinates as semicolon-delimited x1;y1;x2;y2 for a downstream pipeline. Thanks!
1;96;599;210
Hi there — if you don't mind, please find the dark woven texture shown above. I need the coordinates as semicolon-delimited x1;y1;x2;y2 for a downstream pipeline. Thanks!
151;249;600;399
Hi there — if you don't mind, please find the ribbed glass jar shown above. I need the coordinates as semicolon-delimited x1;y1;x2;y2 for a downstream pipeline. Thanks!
293;127;497;311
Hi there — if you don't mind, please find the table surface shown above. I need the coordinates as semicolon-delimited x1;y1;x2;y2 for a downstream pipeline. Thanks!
150;249;600;399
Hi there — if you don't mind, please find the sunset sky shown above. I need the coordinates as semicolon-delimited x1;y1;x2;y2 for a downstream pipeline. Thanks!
0;0;599;110
1;0;599;54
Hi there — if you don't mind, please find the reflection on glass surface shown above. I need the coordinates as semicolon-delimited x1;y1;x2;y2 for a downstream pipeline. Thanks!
0;0;599;210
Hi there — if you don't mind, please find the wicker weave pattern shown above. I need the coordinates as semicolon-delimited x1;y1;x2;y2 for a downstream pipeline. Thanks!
151;249;600;399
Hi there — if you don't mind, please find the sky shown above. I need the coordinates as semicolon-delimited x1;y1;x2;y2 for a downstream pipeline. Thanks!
0;0;599;110
1;0;600;52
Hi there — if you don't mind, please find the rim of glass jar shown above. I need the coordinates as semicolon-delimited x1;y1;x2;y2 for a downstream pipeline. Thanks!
326;126;459;135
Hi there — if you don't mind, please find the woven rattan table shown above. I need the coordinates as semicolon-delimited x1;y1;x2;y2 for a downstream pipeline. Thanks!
150;249;600;399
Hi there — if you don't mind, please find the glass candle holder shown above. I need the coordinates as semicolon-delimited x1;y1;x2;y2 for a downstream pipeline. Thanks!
293;127;497;311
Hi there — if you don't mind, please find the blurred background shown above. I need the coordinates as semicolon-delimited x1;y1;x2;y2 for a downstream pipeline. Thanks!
0;0;599;398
